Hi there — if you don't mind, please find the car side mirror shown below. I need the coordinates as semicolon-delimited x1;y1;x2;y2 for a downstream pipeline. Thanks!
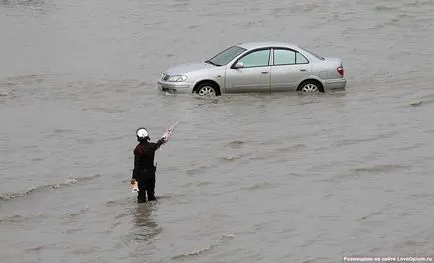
234;62;244;69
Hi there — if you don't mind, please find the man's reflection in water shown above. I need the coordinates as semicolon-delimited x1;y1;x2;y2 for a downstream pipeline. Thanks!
132;202;162;242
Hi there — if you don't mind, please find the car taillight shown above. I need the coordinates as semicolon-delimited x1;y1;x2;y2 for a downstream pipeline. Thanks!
337;67;344;76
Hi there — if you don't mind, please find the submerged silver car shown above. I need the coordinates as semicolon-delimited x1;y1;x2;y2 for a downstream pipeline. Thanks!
157;41;346;96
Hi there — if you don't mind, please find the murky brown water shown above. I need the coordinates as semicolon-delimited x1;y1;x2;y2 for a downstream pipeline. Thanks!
1;0;434;262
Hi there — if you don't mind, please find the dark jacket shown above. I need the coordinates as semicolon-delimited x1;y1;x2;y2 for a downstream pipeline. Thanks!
132;138;165;181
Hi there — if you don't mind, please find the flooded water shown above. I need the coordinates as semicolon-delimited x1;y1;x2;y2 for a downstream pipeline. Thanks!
1;0;434;262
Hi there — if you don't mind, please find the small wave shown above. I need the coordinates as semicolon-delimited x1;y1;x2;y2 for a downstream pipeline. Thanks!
0;88;12;97
187;24;199;29
357;211;383;221
351;164;410;174
277;143;307;152
52;178;77;189
221;233;236;239
186;166;208;175
82;107;127;113
172;244;215;260
1;74;43;85
0;214;23;223
241;182;275;191
171;2;189;8
0;174;101;202
171;232;236;260
390;143;426;151
106;200;117;206
156;194;180;200
228;140;245;148
409;99;434;107
410;101;424;107
25;245;46;252
334;131;398;147
1;0;53;10
192;96;220;104
0;213;46;224
324;193;334;199
111;221;122;229
404;0;434;7
0;187;39;201
114;212;129;220
374;5;398;11
195;181;211;187
240;21;259;29
221;154;241;161
182;181;212;188
76;138;96;144
52;128;75;134
64;207;90;219
45;129;78;139
247;155;270;161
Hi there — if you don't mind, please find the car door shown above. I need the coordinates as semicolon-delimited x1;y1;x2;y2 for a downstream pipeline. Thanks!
270;48;311;92
224;48;271;94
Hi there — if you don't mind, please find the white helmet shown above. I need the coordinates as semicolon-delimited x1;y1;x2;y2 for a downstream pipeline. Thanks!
136;127;149;141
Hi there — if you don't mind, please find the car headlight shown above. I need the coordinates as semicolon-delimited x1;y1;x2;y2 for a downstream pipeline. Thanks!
168;75;188;82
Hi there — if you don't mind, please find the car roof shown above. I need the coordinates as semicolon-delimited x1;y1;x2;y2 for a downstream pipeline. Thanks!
236;41;300;50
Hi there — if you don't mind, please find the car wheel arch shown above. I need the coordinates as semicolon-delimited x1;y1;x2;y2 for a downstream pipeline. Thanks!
193;79;222;96
296;78;324;92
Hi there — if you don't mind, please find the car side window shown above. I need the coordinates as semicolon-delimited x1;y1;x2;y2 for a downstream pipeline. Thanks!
274;49;310;65
238;49;270;68
274;49;296;65
296;52;309;64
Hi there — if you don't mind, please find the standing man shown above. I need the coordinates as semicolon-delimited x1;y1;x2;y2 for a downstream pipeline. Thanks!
131;127;166;203
130;123;178;203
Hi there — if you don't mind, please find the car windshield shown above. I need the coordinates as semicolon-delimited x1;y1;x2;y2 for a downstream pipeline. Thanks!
205;45;246;66
299;46;325;60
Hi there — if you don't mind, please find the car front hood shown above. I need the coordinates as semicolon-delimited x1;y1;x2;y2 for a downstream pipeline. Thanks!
165;62;217;75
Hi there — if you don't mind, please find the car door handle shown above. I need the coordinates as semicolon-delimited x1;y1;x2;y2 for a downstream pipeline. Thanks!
299;69;307;72
261;71;268;74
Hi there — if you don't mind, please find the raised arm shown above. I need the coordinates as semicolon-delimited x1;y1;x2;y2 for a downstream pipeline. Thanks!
153;137;166;150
